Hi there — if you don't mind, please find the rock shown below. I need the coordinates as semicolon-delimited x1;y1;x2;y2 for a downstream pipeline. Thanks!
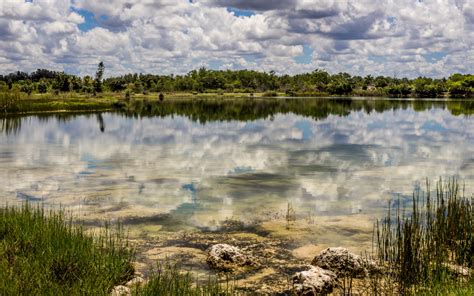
311;247;379;278
291;265;338;295
125;276;145;287
206;244;253;271
110;285;130;296
443;263;471;277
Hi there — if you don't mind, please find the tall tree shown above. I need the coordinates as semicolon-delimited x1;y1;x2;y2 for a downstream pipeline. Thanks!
94;61;105;93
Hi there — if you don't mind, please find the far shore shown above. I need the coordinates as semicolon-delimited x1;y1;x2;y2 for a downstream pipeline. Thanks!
1;91;473;116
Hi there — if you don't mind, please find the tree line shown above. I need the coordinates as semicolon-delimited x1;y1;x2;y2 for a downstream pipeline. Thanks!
0;63;472;98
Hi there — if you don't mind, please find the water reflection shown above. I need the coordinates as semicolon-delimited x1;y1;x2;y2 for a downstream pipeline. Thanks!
96;114;105;133
0;98;473;245
1;98;473;136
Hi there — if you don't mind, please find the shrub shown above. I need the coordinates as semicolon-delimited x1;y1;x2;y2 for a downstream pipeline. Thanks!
263;91;278;97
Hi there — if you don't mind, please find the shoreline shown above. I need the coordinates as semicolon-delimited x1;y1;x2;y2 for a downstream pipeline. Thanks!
1;94;473;117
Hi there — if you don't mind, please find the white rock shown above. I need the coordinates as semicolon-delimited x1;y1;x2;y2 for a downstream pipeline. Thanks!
206;244;252;271
110;285;130;296
125;276;145;287
443;263;471;277
292;266;338;295
311;247;379;278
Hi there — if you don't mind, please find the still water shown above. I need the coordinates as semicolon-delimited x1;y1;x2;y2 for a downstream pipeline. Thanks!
1;98;473;249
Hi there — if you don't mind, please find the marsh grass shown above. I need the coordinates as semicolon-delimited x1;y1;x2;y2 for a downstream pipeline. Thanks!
373;178;473;294
285;202;296;230
0;203;236;295
0;91;21;113
134;262;233;296
0;203;135;295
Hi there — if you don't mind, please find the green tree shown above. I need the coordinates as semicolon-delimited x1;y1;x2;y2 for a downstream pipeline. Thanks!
94;61;105;93
37;81;48;93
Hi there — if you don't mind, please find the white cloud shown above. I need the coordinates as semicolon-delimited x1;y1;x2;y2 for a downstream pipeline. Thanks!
0;0;472;77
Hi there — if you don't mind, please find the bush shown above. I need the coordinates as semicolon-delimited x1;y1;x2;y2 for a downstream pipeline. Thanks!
37;81;48;93
263;91;278;97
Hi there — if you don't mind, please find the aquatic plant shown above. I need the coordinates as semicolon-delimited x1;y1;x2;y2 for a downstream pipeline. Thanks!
285;202;296;230
134;262;233;296
374;178;473;294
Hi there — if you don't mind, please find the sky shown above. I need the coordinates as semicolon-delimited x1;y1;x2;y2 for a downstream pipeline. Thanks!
0;0;473;77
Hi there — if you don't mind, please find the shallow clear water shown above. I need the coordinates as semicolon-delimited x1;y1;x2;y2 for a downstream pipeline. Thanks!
1;99;473;246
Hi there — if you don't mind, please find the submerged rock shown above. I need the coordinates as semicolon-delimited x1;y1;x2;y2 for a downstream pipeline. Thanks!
311;247;379;278
206;244;253;271
291;265;338;295
110;285;130;296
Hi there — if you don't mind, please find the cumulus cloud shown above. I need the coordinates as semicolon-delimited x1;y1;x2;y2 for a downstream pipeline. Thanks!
0;0;472;77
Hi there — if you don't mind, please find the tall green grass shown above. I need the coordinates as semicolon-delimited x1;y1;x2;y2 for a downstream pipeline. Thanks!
374;179;473;294
0;203;135;295
0;91;21;113
0;203;234;295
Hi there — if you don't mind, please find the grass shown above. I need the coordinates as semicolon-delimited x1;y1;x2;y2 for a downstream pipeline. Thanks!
0;203;135;295
0;91;22;113
373;178;473;295
133;262;233;296
0;203;233;295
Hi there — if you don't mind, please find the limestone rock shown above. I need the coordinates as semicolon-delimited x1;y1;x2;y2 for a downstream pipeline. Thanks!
292;265;338;295
443;263;471;277
110;285;130;296
125;276;145;287
206;244;252;271
311;247;379;278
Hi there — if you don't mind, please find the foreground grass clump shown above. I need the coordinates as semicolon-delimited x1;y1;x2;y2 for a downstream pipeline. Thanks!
374;179;473;294
134;262;233;296
0;203;135;295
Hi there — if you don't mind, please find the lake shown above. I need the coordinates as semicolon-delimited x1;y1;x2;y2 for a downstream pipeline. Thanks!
1;98;473;255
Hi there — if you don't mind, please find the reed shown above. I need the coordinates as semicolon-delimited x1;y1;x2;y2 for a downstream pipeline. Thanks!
0;91;21;113
0;203;235;295
0;203;135;295
374;178;473;294
134;262;233;296
285;202;296;230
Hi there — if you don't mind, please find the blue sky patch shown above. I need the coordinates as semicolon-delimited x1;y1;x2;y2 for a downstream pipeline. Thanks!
244;54;259;63
208;60;224;69
227;8;255;17
368;55;388;63
72;8;100;32
423;51;447;63
295;44;313;64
